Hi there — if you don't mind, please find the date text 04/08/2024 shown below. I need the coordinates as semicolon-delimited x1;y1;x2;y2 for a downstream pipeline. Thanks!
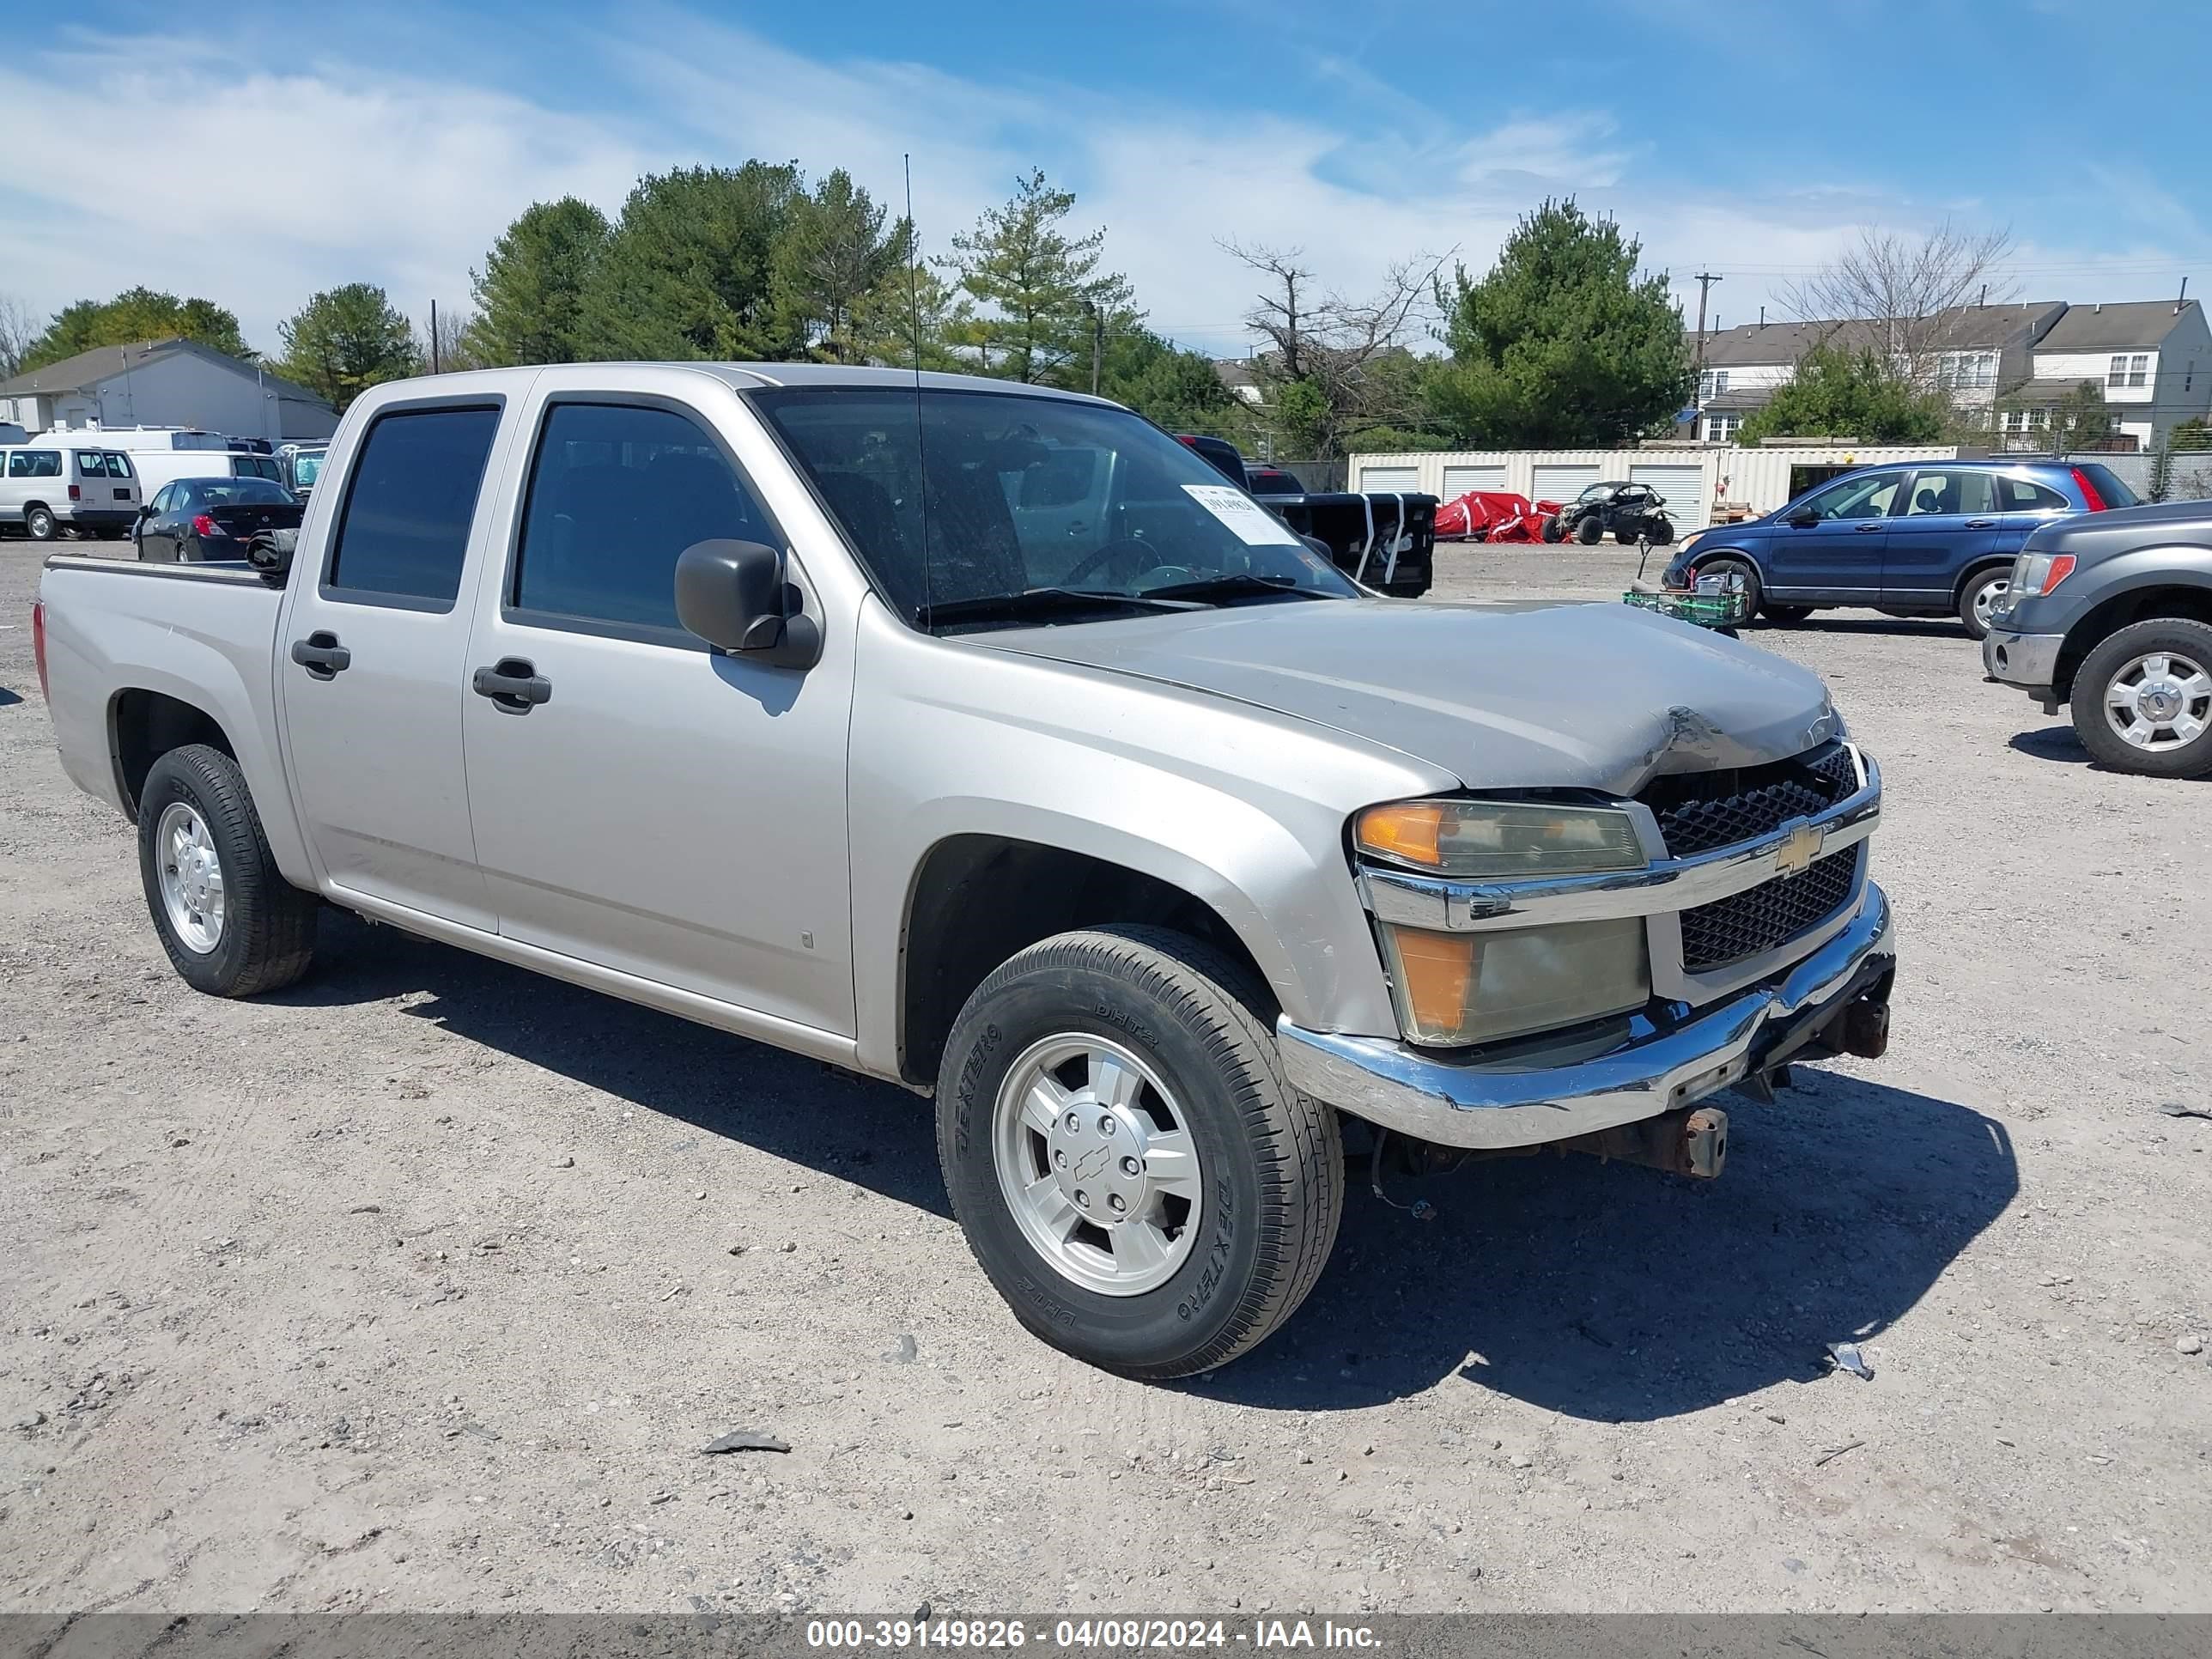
805;1620;1383;1650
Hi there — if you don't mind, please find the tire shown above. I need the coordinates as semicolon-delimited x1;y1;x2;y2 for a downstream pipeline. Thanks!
25;505;57;542
2069;618;2212;779
137;744;319;996
1762;603;1814;624
1540;514;1565;544
935;925;1344;1379
1958;566;2009;641
1574;514;1604;545
1694;555;1762;616
1646;515;1674;545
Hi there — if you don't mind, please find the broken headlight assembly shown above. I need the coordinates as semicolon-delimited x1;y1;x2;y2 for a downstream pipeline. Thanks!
1355;799;1652;1048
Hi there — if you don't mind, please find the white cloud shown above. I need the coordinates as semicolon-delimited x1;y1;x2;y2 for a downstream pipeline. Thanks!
0;9;2198;367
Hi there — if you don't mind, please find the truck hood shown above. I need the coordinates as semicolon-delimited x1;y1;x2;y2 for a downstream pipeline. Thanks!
974;598;1842;796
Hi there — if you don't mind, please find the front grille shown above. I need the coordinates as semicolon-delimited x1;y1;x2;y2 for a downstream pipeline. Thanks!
1680;847;1862;972
1641;741;1858;858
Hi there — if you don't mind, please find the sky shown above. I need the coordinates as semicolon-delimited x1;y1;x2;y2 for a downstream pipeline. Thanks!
3;0;2209;362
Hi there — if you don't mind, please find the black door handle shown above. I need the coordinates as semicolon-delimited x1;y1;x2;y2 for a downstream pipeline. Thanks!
289;631;350;678
472;657;552;709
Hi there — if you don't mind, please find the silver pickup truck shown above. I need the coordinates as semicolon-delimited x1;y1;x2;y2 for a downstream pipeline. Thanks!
32;363;1897;1378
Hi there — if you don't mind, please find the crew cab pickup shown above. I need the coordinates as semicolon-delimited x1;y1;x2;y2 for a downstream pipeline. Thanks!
33;364;1897;1378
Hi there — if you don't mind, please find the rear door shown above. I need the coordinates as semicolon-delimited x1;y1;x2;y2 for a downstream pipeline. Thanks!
276;395;514;930
458;384;857;1034
103;451;141;515
1882;468;2006;606
1760;468;1902;603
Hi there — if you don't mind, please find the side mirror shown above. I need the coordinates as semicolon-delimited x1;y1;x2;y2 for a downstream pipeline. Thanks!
675;539;821;669
1784;510;1818;528
137;503;155;519
245;527;296;585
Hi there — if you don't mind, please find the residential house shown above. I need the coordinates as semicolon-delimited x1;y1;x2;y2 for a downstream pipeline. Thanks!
0;338;337;444
1682;301;2067;441
1212;358;1266;407
1996;299;2209;452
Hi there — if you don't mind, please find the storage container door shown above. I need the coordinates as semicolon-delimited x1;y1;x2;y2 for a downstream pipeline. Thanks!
1358;465;1421;491
1530;464;1600;505
1440;464;1507;498
1629;464;1707;533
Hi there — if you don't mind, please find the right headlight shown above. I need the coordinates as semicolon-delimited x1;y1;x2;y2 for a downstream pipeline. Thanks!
1356;799;1653;1047
2005;551;2075;611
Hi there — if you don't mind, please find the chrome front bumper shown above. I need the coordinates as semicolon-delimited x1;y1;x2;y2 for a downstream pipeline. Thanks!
1278;881;1895;1151
1982;626;2065;693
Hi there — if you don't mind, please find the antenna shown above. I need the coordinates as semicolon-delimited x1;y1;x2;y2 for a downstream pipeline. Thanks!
903;154;932;622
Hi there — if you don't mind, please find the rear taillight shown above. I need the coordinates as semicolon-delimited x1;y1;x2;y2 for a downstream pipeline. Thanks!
2069;467;2108;511
68;483;81;501
32;601;51;702
191;514;219;537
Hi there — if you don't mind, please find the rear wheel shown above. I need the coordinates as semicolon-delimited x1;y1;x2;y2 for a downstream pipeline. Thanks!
2070;620;2212;778
1645;515;1674;545
25;506;57;542
1958;567;2009;640
138;744;319;996
1540;514;1565;544
935;926;1343;1378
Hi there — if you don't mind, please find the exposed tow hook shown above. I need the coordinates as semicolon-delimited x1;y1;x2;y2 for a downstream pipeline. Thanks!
1560;1104;1729;1181
1838;996;1890;1060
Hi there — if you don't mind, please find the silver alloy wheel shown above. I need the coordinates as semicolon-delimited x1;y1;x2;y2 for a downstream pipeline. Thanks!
2103;650;2212;751
155;801;225;954
991;1033;1205;1297
1972;575;2008;629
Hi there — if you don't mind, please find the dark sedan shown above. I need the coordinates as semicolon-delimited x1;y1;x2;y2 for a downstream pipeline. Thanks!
135;477;303;563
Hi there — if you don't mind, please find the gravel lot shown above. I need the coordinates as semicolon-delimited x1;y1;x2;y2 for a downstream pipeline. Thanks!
3;537;2209;1615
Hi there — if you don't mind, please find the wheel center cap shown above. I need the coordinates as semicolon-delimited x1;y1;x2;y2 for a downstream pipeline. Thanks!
2142;681;2184;721
1049;1107;1150;1223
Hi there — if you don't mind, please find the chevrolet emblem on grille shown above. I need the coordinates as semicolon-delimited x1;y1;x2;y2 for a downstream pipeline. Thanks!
1774;821;1825;877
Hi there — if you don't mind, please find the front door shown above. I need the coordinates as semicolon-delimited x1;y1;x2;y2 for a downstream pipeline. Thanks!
1881;467;2007;607
278;401;508;931
1760;469;1902;603
459;392;857;1036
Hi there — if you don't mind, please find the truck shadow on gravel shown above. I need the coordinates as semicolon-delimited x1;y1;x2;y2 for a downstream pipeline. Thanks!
1208;1070;2016;1419
270;913;952;1218
2008;725;2093;765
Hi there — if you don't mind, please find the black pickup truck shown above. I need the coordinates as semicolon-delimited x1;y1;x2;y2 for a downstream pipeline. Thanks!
1177;434;1437;598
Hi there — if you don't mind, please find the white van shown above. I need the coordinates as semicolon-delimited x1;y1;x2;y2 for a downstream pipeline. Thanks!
127;448;286;500
0;442;143;540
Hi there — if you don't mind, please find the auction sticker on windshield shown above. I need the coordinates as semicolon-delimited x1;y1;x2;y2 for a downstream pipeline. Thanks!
1182;484;1302;546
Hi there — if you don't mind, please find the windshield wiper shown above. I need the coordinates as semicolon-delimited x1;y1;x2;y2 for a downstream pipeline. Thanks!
1138;574;1337;605
915;586;1197;628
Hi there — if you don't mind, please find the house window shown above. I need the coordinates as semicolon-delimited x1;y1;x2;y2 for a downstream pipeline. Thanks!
2107;353;2149;388
1698;368;1729;399
1702;411;1741;442
1938;350;1997;389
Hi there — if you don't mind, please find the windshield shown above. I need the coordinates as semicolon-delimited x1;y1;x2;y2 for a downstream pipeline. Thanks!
292;452;324;488
751;387;1358;625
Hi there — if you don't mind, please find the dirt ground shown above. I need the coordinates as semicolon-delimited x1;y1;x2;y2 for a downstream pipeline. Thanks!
3;537;2209;1616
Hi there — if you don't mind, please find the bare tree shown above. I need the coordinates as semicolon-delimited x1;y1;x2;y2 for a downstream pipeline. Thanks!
0;294;42;381
1782;221;2017;386
414;303;484;374
1219;239;1449;458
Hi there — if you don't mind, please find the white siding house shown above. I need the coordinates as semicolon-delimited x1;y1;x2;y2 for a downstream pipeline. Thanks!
0;338;337;444
2011;300;2210;450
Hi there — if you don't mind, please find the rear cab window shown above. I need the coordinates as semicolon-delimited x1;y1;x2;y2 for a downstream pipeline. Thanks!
325;406;502;609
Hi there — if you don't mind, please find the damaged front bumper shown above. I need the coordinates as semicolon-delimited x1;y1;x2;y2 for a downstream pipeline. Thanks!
1277;881;1895;1152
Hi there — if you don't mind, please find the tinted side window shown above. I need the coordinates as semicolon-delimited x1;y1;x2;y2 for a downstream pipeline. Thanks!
1800;471;1899;520
75;452;110;477
513;402;770;630
2000;477;2069;511
9;451;62;478
327;407;501;605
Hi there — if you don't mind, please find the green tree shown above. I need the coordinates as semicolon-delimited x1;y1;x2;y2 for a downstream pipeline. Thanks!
466;198;610;366
939;167;1132;386
21;287;252;372
1097;325;1236;432
1424;198;1692;448
1992;380;2117;453
848;262;974;371
774;170;911;362
276;283;418;412
1736;344;1948;444
577;162;803;361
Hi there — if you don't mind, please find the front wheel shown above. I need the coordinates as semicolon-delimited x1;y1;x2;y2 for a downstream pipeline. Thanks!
138;744;319;995
1540;514;1565;544
1694;555;1761;617
1958;567;2009;640
2069;620;2212;778
1574;514;1604;545
936;926;1344;1378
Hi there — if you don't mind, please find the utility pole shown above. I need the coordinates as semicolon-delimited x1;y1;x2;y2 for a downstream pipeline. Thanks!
1692;271;1722;368
430;299;441;374
1086;300;1103;397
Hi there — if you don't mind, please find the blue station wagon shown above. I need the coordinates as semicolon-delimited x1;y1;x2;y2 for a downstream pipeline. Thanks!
1664;459;2139;638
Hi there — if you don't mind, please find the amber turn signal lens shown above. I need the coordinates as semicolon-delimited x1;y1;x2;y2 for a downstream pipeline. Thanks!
1387;927;1477;1035
1355;801;1445;866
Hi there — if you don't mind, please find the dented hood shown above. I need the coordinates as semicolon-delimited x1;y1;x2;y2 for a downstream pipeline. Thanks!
975;598;1842;796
